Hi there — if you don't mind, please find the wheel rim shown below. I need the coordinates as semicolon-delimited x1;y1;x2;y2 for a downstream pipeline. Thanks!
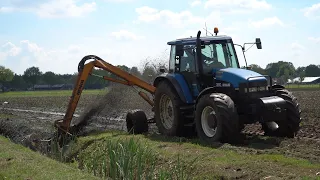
159;94;174;129
201;106;218;138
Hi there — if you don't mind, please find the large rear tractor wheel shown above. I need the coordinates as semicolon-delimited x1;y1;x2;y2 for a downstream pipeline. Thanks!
154;81;183;136
195;93;239;144
126;110;148;134
262;88;301;138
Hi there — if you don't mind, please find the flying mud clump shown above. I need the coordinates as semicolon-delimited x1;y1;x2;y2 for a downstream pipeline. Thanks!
72;83;153;135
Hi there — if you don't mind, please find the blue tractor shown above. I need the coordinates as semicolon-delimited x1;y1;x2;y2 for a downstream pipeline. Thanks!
144;29;302;144
52;29;301;146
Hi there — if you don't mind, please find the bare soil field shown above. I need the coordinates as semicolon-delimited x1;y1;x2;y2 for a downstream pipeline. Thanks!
0;86;320;179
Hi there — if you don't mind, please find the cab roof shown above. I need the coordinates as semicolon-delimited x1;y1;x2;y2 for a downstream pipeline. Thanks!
167;35;232;45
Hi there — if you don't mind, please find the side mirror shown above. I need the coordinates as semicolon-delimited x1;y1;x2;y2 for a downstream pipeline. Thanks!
256;38;262;49
175;45;184;56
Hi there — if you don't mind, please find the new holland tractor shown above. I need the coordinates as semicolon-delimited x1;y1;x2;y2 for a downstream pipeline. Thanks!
53;28;301;145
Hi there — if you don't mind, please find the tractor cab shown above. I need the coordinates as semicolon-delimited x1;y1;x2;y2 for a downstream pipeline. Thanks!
166;30;241;98
167;35;239;75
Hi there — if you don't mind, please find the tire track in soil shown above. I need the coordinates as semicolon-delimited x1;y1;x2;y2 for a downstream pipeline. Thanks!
2;107;320;142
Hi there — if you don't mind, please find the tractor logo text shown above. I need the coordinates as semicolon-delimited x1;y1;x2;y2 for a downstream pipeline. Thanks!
216;83;231;87
77;80;85;95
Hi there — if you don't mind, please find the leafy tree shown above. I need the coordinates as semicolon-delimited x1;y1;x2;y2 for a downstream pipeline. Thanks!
117;65;130;72
142;65;157;83
265;61;295;79
305;64;320;77
130;66;141;77
0;66;14;92
10;74;28;90
295;67;306;76
299;71;305;83
265;62;280;77
43;71;58;85
249;64;266;74
23;66;42;88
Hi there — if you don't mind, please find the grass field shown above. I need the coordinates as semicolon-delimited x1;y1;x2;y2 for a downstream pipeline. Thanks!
0;83;319;98
0;136;99;180
59;131;320;179
0;89;107;97
285;84;320;89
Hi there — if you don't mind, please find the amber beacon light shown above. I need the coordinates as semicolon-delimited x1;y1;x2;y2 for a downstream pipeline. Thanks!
214;27;219;35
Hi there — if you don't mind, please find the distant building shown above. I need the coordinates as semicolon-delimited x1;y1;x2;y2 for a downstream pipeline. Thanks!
287;77;320;84
34;84;51;91
33;84;73;91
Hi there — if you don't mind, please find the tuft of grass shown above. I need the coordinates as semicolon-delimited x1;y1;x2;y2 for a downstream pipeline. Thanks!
76;136;195;180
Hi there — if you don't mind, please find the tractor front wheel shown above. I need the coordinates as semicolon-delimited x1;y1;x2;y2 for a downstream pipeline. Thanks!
154;81;183;136
126;110;148;134
195;93;239;144
262;88;301;138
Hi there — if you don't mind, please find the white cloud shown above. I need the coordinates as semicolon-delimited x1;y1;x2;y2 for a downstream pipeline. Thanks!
0;42;22;62
103;0;134;2
204;0;271;13
1;42;22;56
67;45;82;54
0;36;166;75
134;6;224;29
190;0;201;7
249;16;285;28
135;6;206;28
0;6;14;13
291;42;305;57
0;0;96;18
308;37;320;43
302;3;320;19
110;30;145;41
291;42;305;50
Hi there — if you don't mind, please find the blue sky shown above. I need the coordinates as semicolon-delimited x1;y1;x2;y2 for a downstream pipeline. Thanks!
0;0;319;75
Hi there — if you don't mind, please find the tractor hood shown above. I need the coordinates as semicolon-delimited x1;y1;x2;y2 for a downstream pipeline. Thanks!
214;68;267;88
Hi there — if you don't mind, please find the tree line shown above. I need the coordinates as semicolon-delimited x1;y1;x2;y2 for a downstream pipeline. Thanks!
0;58;167;91
0;60;319;91
246;61;320;84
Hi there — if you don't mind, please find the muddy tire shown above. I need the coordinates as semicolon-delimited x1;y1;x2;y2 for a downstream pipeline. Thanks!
195;93;239;144
262;88;301;138
154;80;183;136
126;110;148;134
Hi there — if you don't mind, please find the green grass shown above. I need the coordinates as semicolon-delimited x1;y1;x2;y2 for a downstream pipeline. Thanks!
0;136;100;180
50;133;194;180
285;84;320;90
61;131;320;179
0;89;107;97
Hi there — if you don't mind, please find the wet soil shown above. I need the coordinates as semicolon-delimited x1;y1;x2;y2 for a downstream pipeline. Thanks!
0;88;320;163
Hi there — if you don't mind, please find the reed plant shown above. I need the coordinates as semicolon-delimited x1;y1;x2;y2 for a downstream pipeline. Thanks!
77;136;195;180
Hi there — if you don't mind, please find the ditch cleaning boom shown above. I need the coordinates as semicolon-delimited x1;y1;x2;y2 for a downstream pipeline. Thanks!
54;28;301;145
53;55;156;134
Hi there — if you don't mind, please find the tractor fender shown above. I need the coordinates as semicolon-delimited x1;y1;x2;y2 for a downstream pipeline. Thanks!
153;74;190;104
195;87;216;106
